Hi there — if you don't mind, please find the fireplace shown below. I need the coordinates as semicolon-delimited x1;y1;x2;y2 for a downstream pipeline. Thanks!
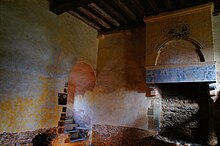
144;3;220;144
158;82;210;144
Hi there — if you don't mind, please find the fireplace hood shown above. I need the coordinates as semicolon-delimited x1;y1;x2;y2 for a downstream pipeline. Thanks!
144;3;218;84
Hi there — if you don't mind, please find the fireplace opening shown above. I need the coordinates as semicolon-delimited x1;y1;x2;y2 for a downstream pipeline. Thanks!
156;82;212;144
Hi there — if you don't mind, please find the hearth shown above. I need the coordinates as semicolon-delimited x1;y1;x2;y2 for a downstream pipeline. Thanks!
158;83;210;144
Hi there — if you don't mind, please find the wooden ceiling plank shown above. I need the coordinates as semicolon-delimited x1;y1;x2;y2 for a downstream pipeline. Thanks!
78;7;111;28
147;0;159;11
50;2;74;14
164;0;172;9
131;0;145;15
99;0;128;24
195;0;205;4
100;22;145;35
88;3;120;27
113;0;137;21
179;0;186;6
123;0;144;18
50;0;96;15
68;11;101;30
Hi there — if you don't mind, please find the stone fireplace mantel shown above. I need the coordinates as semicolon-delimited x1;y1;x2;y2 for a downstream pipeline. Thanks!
145;62;216;83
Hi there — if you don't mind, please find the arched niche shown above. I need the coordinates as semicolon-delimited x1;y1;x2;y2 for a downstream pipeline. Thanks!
155;39;205;66
67;62;95;105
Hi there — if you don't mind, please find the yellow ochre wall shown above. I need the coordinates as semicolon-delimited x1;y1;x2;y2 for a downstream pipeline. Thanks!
0;0;98;133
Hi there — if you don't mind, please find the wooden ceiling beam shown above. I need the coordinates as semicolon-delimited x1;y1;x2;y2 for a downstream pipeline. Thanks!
131;0;145;15
78;7;111;28
50;0;97;15
99;0;128;24
88;3;120;27
51;0;219;34
113;0;137;21
68;11;101;30
122;0;145;18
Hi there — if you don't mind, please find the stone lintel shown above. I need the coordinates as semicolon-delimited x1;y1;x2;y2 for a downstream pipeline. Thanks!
146;62;216;83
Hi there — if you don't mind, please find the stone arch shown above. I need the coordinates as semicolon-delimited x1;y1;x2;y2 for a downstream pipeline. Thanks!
155;38;205;66
67;62;96;105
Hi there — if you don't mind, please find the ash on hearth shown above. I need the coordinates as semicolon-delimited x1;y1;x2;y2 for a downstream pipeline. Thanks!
32;132;57;146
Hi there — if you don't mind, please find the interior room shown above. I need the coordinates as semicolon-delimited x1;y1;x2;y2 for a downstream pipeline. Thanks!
0;0;220;145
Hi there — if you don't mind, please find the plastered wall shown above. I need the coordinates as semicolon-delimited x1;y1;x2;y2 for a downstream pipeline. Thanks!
1;0;219;136
213;15;220;62
213;15;220;83
73;28;153;131
0;0;98;133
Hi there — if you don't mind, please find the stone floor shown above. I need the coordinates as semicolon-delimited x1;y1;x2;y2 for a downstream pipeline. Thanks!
51;133;89;146
0;128;57;145
0;124;207;146
91;124;176;146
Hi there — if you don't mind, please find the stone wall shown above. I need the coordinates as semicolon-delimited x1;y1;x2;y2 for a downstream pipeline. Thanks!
0;0;98;133
158;83;210;144
161;97;200;141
